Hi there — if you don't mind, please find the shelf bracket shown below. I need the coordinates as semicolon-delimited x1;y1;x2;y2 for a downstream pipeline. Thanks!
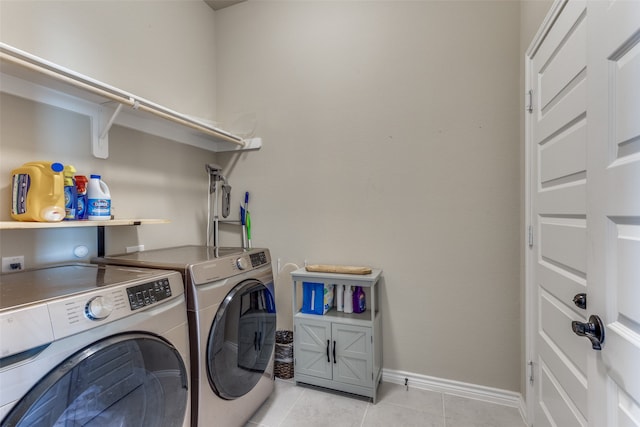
93;100;130;159
97;226;105;258
91;105;110;159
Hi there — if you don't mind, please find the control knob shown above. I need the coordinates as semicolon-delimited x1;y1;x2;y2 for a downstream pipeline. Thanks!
85;296;114;320
236;257;249;270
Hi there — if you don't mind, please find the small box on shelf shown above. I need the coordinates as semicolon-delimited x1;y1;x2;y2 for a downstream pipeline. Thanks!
300;282;334;315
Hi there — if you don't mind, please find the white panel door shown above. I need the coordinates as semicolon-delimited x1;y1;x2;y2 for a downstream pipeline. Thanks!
529;2;589;426
586;0;640;426
528;1;640;426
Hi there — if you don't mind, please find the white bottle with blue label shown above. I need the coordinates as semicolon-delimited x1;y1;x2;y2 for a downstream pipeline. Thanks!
87;175;111;221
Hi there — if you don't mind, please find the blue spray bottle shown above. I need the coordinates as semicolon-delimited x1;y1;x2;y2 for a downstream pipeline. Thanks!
63;165;77;220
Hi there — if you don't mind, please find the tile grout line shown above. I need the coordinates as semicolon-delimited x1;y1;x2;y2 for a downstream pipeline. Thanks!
359;402;371;427
441;392;447;427
275;382;307;427
370;399;446;418
373;385;450;425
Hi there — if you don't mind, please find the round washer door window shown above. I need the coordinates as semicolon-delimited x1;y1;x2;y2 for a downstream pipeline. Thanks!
207;280;276;400
2;334;188;427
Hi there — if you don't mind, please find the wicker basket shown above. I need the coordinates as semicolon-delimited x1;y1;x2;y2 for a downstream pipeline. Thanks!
274;330;294;379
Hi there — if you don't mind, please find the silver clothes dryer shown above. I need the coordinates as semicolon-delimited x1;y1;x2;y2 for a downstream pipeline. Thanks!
95;246;276;427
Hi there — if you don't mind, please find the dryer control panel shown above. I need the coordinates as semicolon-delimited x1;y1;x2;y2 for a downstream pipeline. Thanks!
190;248;271;285
250;251;268;268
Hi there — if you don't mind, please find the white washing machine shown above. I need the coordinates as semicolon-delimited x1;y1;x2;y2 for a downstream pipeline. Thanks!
95;246;276;427
0;263;190;427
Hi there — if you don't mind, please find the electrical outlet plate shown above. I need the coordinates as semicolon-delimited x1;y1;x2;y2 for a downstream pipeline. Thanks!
2;256;25;273
126;245;144;254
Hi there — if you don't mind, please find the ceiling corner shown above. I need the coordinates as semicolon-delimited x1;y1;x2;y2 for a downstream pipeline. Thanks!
204;0;246;11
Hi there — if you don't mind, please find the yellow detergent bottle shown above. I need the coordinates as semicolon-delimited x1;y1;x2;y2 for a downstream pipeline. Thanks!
11;161;66;222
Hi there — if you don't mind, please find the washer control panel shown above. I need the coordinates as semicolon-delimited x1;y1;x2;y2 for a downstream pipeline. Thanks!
126;278;172;310
47;271;182;341
85;295;115;320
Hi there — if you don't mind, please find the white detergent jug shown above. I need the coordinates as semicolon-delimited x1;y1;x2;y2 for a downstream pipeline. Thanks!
87;175;111;221
343;286;353;314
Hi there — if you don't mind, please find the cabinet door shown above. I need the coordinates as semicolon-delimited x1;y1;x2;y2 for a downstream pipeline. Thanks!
332;324;372;388
294;318;332;380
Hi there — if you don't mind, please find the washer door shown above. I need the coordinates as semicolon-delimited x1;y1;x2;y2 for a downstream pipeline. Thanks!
2;334;188;427
207;279;276;400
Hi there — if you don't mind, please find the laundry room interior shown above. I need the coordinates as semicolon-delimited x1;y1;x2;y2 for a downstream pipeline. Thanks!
4;1;633;427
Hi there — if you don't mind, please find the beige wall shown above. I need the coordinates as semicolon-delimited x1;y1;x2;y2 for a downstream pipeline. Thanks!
0;0;217;117
0;1;219;263
0;0;555;396
214;1;522;392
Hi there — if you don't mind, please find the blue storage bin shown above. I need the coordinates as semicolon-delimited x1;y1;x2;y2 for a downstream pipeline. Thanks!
301;282;334;315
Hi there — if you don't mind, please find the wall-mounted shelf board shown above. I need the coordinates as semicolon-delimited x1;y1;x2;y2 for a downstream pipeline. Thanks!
0;219;170;257
0;219;169;230
0;43;261;158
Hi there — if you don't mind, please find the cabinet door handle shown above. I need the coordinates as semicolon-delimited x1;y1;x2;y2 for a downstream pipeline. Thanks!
333;340;336;364
326;340;330;362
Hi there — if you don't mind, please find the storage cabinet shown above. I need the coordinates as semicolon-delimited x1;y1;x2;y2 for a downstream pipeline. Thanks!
296;319;372;387
290;268;382;403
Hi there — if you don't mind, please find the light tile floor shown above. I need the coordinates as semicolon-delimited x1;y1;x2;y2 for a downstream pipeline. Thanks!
245;379;527;427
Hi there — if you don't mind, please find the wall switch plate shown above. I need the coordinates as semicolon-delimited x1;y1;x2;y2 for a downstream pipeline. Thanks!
2;256;25;273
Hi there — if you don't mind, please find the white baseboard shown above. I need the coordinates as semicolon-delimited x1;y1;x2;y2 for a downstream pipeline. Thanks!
382;369;528;425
